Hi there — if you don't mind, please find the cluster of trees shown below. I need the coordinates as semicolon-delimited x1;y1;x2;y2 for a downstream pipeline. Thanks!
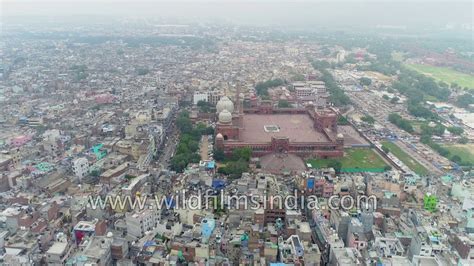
170;134;201;173
311;60;331;69
407;103;438;120
420;123;445;137
420;134;450;157
447;126;464;136
337;115;350;125
176;111;213;136
320;69;351;106
216;147;252;180
356;59;400;76
170;112;213;172
360;115;375;124
359;77;372;86
278;100;291;108
197;100;214;113
255;79;286;96
388;113;414;133
419;124;470;166
351;43;451;108
421;136;470;166
290;73;306;82
311;60;351;106
456;93;474;109
393;69;451;103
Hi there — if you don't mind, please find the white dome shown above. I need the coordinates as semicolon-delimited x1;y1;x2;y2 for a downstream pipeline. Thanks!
337;133;344;139
216;133;224;139
216;96;234;113
218;110;233;124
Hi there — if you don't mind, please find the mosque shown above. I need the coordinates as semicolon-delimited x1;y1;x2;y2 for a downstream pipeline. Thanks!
214;93;344;159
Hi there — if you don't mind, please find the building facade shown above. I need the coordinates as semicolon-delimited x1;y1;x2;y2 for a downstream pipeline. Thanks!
72;157;89;180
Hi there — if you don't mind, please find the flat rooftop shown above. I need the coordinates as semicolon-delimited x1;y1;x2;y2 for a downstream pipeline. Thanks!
47;242;68;255
239;114;330;143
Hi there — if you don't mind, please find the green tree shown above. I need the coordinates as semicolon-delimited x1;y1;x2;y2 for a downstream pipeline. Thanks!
255;79;286;96
90;169;100;177
170;154;188;172
327;160;342;174
211;195;226;216
361;115;375;124
408;103;437;120
232;147;252;162
290;73;305;81
213;148;225;161
447;126;464;136
219;159;249;180
176;116;192;134
187;140;200;153
337;115;349;125
311;62;351;106
390;97;399;104
359;77;372;86
197;100;213;113
278;100;291;108
451;155;462;164
456;94;474;108
388;113;414;133
381;145;390;154
459;137;469;144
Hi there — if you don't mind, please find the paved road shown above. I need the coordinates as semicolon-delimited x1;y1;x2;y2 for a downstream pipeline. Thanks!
346;90;445;176
157;124;179;169
200;136;209;161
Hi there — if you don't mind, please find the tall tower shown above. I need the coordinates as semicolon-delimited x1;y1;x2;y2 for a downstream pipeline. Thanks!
235;85;241;114
235;85;244;128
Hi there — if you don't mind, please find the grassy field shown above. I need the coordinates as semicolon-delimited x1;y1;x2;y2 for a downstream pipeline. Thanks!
443;144;474;165
406;64;474;90
381;141;429;176
307;148;388;170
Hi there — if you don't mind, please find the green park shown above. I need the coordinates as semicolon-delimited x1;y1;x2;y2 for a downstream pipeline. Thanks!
307;148;389;172
406;64;474;90
442;144;474;166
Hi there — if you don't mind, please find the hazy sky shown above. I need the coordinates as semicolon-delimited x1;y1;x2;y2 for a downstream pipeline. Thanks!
2;0;473;29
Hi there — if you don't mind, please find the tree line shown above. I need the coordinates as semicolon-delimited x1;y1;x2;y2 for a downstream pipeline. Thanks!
170;111;214;172
311;60;351;106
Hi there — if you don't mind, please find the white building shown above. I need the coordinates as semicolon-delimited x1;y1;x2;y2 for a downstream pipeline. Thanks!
193;91;223;105
126;209;157;239
46;240;73;266
336;50;346;63
193;92;209;105
72;157;89;180
80;236;113;266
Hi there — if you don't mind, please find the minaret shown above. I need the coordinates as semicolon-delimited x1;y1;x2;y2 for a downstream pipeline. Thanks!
235;85;240;114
